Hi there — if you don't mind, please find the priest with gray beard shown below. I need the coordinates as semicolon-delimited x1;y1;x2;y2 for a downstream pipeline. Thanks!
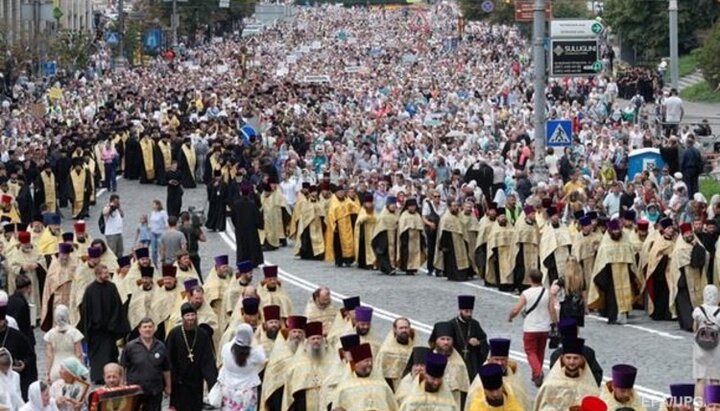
260;315;306;411
282;321;334;411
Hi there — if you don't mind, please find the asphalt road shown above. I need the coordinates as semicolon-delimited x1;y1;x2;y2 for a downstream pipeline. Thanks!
39;175;696;410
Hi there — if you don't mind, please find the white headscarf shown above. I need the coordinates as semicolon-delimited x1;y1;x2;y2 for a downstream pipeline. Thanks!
53;305;70;332
22;381;59;411
703;285;719;308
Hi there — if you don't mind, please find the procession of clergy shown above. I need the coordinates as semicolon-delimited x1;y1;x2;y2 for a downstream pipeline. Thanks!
3;169;720;410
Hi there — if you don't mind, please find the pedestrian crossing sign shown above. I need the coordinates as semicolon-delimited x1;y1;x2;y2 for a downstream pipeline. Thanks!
546;119;573;147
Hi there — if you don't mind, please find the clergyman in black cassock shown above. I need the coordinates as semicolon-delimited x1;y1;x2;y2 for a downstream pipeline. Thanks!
123;134;142;180
205;171;228;232
450;295;489;380
6;276;38;400
176;139;197;189
231;183;264;268
166;162;184;218
79;264;131;384
166;303;218;411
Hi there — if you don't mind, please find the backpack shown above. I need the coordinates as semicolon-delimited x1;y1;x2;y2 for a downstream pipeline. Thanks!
695;306;720;350
98;213;106;235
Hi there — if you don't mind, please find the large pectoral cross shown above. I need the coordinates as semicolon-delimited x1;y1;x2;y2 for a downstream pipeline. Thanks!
188;352;195;363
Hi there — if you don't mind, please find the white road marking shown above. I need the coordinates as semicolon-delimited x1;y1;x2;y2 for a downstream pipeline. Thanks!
219;229;668;402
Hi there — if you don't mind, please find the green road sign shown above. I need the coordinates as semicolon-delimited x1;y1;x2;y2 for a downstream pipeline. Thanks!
591;22;603;34
592;61;603;72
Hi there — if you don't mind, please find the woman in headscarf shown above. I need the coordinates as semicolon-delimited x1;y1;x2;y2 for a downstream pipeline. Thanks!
693;285;720;397
49;357;89;411
20;381;58;411
0;348;24;410
43;305;84;382
215;323;266;411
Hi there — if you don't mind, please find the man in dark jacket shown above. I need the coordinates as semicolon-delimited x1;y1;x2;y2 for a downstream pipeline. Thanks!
464;160;493;204
680;135;704;195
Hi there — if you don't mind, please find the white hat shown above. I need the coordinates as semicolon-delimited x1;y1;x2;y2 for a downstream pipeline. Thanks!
673;172;683;180
234;323;253;347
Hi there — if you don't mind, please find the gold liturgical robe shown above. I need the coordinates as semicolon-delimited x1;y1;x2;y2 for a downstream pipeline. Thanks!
69;262;99;326
303;299;339;335
376;331;414;390
399;381;457;411
532;362;599;411
642;235;676;316
203;267;233;342
288;192;306;239
372;208;399;267
539;224;573;284
669;236;708;318
485;222;515;285
509;218;540;285
69;168;88;218
588;233;642;314
354;207;378;266
293;199;325;257
168;298;219;337
40;256;76;331
439;349;470;409
333;374;399;411
140;137;156;180
173;262;200;286
7;247;46;319
460;213;481;274
258;284;293;319
281;344;334;411
434;213;470;272
466;389;524;411
571;231;602;291
37;228;60;257
128;286;155;329
324;197;360;262
150;286;183;332
158;141;172;170
260;337;297;411
260;190;290;248
40;171;57;213
599;382;648;411
397;211;426;271
465;361;530;411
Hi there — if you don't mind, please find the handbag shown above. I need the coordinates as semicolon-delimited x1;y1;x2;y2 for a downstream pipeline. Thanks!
207;381;222;408
695;306;720;350
548;323;561;349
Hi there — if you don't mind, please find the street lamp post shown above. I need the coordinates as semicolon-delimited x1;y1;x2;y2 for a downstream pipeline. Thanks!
116;0;128;68
668;0;679;90
532;0;549;183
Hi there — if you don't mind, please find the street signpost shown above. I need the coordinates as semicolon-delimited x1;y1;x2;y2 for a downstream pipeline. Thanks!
549;38;602;77
514;0;551;22
42;61;57;77
550;19;604;38
106;31;120;46
546;120;573;147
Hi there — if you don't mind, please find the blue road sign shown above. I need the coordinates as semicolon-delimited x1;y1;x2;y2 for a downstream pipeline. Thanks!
144;28;162;52
42;61;57;77
481;0;494;13
546;119;573;147
106;31;120;45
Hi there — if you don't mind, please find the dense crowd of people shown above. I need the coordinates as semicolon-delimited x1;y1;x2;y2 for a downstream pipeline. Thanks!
0;1;720;410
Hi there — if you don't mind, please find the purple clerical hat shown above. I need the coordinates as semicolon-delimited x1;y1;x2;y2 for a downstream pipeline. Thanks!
355;306;373;323
425;352;447;378
706;385;720;405
479;364;503;390
489;338;510;358
612;364;637;389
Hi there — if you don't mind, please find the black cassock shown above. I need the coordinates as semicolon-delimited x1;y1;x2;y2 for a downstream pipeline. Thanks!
16;184;34;226
649;256;672;321
205;181;228;231
166;326;217;411
450;316;489;380
123;137;141;180
176;145;197;189
153;143;167;186
7;292;37;400
231;195;264;268
166;170;184;218
371;230;393;274
79;280;131;383
55;155;72;208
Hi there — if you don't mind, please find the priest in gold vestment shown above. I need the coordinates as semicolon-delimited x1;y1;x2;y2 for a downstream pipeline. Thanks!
260;179;291;251
467;363;524;411
332;342;399;411
396;198;426;275
599;364;648;411
281;322;334;411
670;223;709;331
539;207;573;285
434;200;471;282
588;219;643;325
485;209;515;289
325;188;360;267
294;186;325;260
354;194;378;270
376;317;414;390
510;206;540;292
532;338;599;411
399;352;457;411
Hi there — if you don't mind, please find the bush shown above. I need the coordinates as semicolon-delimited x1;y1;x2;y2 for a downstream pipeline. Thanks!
698;20;720;89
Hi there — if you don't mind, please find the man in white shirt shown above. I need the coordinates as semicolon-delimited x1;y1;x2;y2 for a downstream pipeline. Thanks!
280;172;299;210
663;88;684;138
103;194;125;257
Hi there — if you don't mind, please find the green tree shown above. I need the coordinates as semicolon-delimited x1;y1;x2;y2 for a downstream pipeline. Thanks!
51;30;94;72
698;20;720;89
604;0;720;61
552;0;591;19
